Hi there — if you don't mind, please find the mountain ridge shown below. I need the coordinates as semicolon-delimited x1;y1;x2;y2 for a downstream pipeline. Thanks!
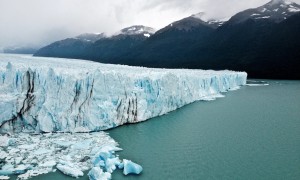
34;0;300;79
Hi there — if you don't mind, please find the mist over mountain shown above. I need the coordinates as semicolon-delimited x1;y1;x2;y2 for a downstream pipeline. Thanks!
3;47;38;54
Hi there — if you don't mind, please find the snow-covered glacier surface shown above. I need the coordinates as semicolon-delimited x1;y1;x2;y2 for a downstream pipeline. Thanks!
0;54;247;133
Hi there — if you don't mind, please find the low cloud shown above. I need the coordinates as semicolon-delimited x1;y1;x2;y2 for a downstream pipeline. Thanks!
0;0;299;47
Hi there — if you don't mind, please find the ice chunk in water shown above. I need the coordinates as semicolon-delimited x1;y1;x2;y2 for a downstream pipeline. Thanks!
88;167;111;180
56;164;84;178
123;159;143;175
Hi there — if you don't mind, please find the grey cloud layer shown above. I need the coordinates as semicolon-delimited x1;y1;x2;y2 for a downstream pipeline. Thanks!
0;0;299;47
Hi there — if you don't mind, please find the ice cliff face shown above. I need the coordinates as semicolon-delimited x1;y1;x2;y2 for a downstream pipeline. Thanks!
0;54;247;133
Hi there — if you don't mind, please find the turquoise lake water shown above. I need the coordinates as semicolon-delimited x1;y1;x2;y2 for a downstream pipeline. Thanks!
28;80;300;180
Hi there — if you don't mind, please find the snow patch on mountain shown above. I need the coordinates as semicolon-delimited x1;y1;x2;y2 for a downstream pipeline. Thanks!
75;33;106;42
255;16;271;19
261;8;268;12
288;7;300;12
116;25;156;36
262;0;300;19
230;0;300;24
191;12;227;27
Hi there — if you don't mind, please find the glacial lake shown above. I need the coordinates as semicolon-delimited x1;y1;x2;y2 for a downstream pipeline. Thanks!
22;80;300;180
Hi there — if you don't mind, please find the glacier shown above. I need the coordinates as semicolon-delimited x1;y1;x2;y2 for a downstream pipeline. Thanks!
0;54;247;134
0;54;247;179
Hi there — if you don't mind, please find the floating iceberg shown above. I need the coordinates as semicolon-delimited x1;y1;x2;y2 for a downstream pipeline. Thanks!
0;54;247;133
91;146;122;173
88;146;123;179
88;167;111;180
0;175;10;180
123;159;143;175
56;164;84;178
246;80;269;86
88;146;143;178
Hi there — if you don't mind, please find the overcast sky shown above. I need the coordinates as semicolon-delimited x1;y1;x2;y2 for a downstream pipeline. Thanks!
0;0;299;48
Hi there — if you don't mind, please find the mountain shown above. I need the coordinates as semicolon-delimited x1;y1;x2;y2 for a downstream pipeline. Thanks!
75;33;105;42
3;46;38;54
229;0;300;24
34;38;92;59
120;0;300;79
189;0;300;79
34;33;105;59
34;0;300;79
117;25;156;36
79;25;156;63
34;26;155;62
191;12;227;29
116;13;225;67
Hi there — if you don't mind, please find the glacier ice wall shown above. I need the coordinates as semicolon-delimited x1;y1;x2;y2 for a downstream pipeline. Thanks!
0;54;247;133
